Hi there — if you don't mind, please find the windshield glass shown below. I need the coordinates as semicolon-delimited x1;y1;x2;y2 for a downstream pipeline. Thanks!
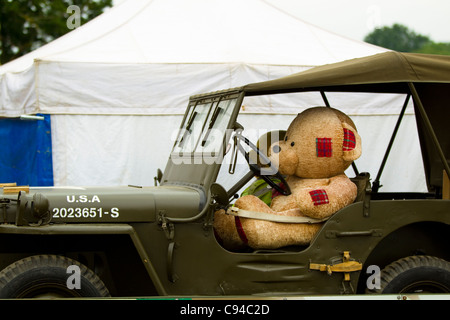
172;98;237;157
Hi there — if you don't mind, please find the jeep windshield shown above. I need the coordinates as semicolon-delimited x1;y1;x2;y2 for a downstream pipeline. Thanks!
172;97;236;158
162;91;243;191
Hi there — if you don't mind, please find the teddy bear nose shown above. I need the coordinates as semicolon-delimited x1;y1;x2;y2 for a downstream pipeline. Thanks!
272;145;281;153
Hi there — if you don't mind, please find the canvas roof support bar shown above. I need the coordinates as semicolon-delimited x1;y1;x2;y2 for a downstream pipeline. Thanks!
320;90;359;177
408;83;450;179
372;94;411;193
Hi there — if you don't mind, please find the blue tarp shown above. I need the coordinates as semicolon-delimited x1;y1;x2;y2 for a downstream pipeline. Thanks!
0;114;53;186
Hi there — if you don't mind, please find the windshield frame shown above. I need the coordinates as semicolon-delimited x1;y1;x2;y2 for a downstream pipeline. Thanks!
172;97;237;159
162;90;243;190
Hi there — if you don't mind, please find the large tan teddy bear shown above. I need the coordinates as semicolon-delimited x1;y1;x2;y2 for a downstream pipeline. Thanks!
214;106;362;250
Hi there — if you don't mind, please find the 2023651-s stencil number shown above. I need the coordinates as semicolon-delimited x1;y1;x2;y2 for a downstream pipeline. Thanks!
52;207;119;219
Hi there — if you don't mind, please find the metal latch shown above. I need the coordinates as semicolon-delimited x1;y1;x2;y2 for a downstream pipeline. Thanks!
310;251;362;281
157;211;178;282
158;211;175;241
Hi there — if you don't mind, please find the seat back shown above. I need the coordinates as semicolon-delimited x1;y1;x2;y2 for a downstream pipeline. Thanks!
350;172;371;202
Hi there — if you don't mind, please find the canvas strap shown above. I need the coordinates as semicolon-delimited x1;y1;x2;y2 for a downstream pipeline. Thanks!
226;206;328;224
234;216;248;245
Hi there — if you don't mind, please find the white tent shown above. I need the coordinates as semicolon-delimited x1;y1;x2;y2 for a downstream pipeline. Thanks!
0;0;426;192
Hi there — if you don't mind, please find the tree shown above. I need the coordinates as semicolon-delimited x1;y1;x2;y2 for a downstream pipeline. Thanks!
364;23;431;52
0;0;112;64
415;42;450;55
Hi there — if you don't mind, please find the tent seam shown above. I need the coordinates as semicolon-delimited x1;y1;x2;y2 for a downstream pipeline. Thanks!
34;60;40;114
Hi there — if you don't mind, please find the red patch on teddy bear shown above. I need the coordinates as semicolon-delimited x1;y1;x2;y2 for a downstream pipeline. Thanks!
343;128;356;151
316;138;332;157
309;189;329;206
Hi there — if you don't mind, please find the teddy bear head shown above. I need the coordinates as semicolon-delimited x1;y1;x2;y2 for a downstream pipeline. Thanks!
269;107;361;179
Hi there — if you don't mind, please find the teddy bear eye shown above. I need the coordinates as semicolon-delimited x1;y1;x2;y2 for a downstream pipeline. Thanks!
291;142;295;147
284;136;288;141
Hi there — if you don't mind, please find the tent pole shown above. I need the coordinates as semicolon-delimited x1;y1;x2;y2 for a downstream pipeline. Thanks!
408;83;450;179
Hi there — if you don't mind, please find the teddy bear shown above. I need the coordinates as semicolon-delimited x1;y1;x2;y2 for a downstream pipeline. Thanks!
214;106;362;250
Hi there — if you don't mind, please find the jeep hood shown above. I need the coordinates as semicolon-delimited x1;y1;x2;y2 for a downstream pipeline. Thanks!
0;185;203;225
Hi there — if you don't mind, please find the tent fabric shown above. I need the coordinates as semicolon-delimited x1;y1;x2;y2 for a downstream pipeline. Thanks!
0;114;53;186
0;67;36;117
0;0;386;69
35;62;311;115
50;114;180;186
0;0;387;118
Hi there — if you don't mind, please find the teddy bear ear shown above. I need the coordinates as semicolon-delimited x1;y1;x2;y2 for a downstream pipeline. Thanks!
342;122;362;161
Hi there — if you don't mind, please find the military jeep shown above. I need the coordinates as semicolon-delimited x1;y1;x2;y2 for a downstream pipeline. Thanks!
0;51;449;298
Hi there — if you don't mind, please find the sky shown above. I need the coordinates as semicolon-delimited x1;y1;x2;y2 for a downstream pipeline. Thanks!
113;0;450;43
265;0;450;43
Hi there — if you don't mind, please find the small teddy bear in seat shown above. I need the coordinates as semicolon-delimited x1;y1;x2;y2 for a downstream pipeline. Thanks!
214;106;362;250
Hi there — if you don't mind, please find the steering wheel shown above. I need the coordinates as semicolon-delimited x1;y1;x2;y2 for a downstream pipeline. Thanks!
234;132;291;196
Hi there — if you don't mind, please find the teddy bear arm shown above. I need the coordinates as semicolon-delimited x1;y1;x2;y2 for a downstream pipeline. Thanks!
294;175;357;219
235;195;274;214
